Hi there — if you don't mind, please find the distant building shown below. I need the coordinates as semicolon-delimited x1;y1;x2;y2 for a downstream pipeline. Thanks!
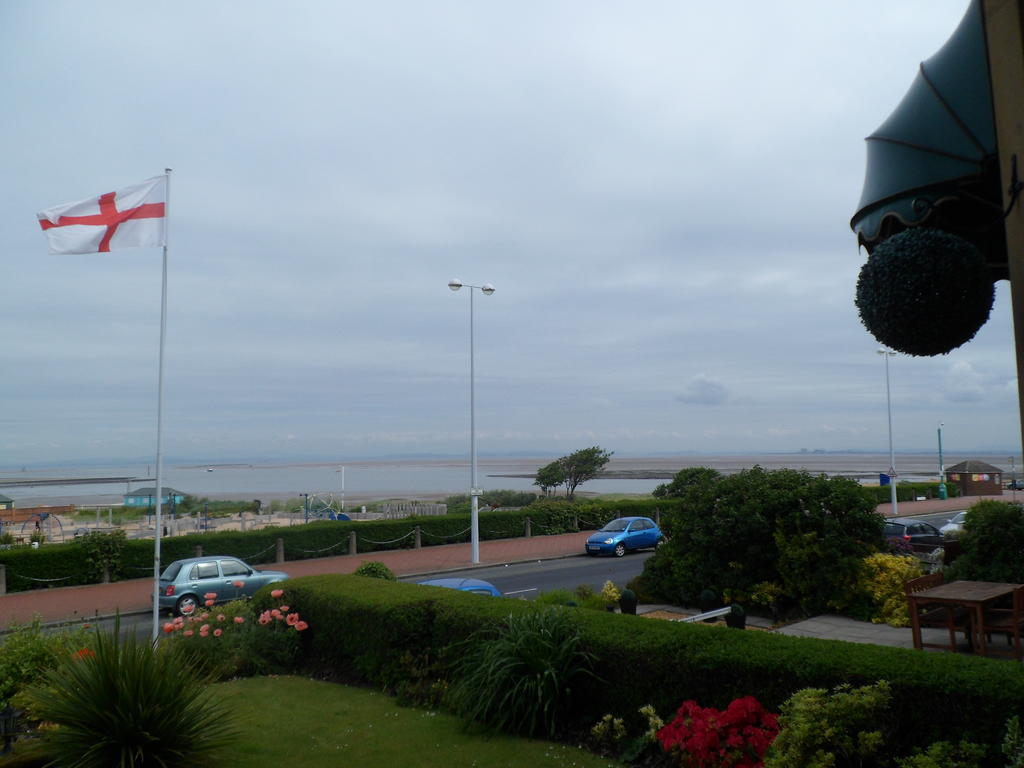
0;494;12;510
945;460;1003;496
124;487;186;507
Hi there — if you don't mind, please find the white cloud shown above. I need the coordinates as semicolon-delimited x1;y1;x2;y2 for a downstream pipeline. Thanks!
943;362;993;403
676;376;730;406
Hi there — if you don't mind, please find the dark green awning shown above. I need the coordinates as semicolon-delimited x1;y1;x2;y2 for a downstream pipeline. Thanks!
850;0;1003;269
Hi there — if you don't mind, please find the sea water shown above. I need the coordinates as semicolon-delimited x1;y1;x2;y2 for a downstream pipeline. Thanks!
0;451;1007;507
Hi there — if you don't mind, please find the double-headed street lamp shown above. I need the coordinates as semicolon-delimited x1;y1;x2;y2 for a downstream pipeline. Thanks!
448;278;495;564
878;348;898;516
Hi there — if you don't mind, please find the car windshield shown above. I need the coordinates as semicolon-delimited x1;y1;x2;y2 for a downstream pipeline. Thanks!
600;520;630;532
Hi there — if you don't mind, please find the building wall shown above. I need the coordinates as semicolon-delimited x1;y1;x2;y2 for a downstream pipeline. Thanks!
947;471;1002;495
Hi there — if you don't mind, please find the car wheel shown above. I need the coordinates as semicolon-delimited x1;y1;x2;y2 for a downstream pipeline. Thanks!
655;538;665;550
175;594;199;616
614;543;626;557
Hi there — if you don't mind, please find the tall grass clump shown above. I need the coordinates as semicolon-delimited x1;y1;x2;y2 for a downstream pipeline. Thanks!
445;607;596;738
24;618;236;767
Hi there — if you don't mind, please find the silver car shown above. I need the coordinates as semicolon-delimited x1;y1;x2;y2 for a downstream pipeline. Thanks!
158;555;289;616
940;511;968;537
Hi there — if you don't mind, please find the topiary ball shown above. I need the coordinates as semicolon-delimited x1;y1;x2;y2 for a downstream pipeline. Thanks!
353;560;397;580
855;228;995;356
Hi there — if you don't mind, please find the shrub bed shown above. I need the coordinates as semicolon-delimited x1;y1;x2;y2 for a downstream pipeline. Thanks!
276;573;1024;755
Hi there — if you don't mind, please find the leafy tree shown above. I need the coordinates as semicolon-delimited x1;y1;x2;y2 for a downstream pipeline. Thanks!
534;461;566;495
645;466;883;614
560;446;613;500
652;467;722;498
946;500;1024;582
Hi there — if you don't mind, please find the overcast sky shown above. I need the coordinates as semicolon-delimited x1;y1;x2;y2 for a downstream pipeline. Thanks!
1;1;1018;466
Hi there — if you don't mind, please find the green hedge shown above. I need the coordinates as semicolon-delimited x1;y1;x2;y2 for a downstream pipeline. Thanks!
272;574;1024;756
862;481;960;504
0;500;682;594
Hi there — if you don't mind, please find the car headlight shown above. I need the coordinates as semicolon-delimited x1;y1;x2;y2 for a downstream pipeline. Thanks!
604;538;615;544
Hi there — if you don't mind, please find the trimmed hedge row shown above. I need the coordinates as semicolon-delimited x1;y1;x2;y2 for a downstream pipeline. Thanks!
273;574;1024;756
862;481;960;503
0;500;683;594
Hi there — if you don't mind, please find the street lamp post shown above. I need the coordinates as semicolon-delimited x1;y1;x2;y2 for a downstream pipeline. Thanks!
937;422;947;500
878;348;898;516
300;493;310;524
448;278;495;564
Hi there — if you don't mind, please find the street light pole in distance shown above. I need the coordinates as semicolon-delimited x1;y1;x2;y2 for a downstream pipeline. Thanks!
878;348;898;517
448;278;495;564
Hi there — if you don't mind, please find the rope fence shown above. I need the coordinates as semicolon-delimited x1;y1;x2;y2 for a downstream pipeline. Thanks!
0;503;672;594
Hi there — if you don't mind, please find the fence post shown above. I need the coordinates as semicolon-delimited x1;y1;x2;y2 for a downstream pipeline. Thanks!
102;565;110;584
0;564;5;596
194;544;203;558
349;531;358;555
525;517;532;537
276;537;285;564
654;508;660;526
415;525;422;549
240;513;247;533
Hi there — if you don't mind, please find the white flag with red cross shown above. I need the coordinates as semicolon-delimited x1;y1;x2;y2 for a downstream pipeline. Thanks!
37;175;167;254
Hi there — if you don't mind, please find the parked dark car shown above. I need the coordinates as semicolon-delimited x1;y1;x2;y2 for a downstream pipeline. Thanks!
585;516;664;557
158;556;289;616
884;517;944;549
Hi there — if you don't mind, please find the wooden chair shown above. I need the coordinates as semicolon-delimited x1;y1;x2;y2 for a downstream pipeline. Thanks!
981;585;1024;660
905;573;971;652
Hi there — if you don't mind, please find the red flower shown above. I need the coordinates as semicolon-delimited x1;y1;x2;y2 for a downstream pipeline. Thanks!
657;697;779;768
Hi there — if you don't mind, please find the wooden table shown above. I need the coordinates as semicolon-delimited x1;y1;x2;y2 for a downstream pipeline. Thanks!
908;580;1021;656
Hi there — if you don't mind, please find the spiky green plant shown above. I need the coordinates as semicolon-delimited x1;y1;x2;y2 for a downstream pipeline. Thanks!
25;619;236;767
446;607;596;738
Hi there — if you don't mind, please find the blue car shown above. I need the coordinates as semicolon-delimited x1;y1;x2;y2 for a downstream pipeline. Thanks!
158;555;289;616
417;577;502;596
585;516;664;557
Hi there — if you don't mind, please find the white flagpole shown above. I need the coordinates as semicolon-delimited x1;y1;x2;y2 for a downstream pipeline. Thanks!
151;168;171;643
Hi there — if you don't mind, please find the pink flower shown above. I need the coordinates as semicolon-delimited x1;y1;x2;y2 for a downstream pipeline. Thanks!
279;605;290;612
204;592;217;600
183;630;194;637
271;609;283;620
271;589;284;598
200;624;210;633
286;613;299;626
163;622;176;634
217;614;226;622
204;600;215;607
258;611;272;625
233;580;244;588
214;628;223;637
295;621;308;631
234;616;245;624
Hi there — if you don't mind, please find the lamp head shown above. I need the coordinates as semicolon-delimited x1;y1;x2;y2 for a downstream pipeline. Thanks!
481;283;495;295
448;279;463;291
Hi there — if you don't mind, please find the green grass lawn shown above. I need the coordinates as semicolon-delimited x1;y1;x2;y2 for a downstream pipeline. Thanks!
214;676;622;768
